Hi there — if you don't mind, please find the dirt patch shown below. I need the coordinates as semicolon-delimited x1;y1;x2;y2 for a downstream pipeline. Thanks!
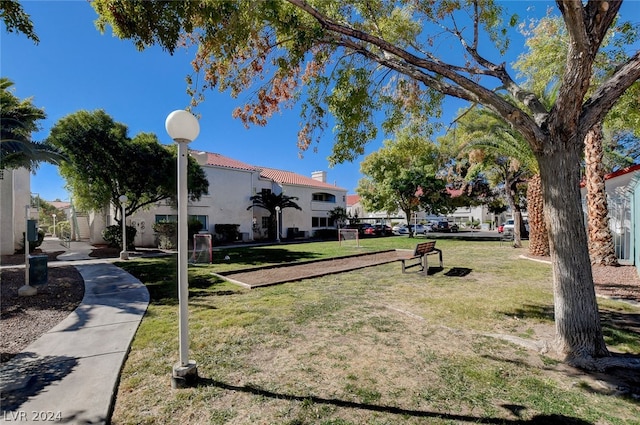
215;250;411;287
0;266;85;363
521;253;640;304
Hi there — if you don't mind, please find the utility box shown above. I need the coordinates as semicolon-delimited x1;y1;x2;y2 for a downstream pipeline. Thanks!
27;220;39;242
29;255;48;287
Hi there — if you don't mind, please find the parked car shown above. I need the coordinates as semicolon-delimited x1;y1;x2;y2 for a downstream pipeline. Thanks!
392;224;409;235
502;219;515;234
501;219;529;236
347;223;373;236
408;224;428;235
373;224;393;236
431;221;458;232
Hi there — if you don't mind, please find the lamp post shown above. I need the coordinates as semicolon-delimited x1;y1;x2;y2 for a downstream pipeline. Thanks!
275;206;281;243
52;214;57;238
119;195;129;260
165;109;200;388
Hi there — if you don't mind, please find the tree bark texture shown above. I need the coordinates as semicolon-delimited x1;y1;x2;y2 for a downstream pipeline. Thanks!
584;124;619;266
504;180;523;248
537;145;610;366
527;174;550;257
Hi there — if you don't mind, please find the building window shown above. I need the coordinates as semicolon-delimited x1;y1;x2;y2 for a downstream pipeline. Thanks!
261;188;272;197
312;192;336;202
155;214;207;230
191;215;208;230
155;214;177;223
312;216;329;227
262;217;270;229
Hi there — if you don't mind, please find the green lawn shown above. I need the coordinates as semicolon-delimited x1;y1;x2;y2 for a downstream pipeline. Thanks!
112;237;640;425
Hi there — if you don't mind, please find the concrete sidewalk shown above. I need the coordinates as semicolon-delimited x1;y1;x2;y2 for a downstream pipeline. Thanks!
0;263;149;424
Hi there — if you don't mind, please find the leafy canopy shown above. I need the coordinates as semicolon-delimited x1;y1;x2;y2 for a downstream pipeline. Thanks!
1;77;64;171
357;130;452;226
46;109;208;219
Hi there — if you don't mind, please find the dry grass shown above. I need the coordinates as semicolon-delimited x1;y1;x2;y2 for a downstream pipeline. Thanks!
111;239;640;425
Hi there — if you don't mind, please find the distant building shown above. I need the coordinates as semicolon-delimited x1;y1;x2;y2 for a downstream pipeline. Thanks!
580;164;640;265
89;151;348;247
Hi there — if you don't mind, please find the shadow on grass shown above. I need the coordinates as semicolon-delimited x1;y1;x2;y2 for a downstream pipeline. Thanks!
195;377;592;424
216;247;320;266
501;303;555;322
497;304;640;401
444;267;472;277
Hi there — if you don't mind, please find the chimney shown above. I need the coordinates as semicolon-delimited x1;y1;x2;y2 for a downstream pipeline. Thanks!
311;170;327;183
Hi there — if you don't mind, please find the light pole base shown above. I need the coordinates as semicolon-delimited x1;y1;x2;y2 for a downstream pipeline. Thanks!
171;360;198;388
119;250;129;260
18;284;37;297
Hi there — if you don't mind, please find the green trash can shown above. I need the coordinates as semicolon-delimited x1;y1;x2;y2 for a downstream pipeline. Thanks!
29;255;48;288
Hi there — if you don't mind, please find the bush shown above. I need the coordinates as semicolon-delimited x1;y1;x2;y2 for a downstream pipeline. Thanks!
153;221;177;250
188;218;204;247
214;224;240;242
102;224;137;249
313;228;338;240
17;229;45;254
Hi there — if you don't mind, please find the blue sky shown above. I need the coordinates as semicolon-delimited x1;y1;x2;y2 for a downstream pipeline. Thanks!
3;1;633;202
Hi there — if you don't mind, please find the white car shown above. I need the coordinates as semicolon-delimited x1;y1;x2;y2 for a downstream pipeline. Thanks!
502;219;529;235
392;224;409;235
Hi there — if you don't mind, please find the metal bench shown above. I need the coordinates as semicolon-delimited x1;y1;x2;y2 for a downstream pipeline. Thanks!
401;241;443;275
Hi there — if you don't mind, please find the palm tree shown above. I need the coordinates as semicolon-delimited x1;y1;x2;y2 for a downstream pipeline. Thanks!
447;109;541;250
247;192;302;240
1;77;65;170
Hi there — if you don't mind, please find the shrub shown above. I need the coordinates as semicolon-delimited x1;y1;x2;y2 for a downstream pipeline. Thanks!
16;228;45;254
313;228;338;240
214;224;240;242
102;224;137;249
153;221;177;250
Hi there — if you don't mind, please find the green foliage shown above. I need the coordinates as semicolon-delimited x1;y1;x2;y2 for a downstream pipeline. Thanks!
357;130;452;235
513;15;640;171
0;0;39;43
152;221;177;250
46;110;208;217
17;228;44;254
328;206;348;228
312;228;337;240
214;224;240;242
247;192;302;241
102;224;137;249
1;78;64;170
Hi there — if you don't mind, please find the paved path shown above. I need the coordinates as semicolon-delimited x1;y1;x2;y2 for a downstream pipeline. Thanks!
1;239;150;424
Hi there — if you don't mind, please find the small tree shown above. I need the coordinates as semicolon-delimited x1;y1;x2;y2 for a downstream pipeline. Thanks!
47;110;209;223
358;131;451;237
328;206;348;228
247;192;302;241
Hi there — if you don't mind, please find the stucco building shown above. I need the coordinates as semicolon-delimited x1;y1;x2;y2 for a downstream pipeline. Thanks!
104;151;347;247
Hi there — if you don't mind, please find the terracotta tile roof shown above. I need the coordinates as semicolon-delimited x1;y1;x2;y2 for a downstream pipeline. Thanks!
346;194;360;206
604;163;640;181
193;150;346;191
49;201;71;209
202;152;258;172
580;163;640;187
259;167;346;190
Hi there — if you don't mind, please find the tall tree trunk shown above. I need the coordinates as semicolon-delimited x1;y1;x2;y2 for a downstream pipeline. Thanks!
584;124;619;266
527;174;549;256
537;144;610;367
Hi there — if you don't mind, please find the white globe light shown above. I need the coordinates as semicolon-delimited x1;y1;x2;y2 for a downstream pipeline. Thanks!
165;110;200;142
119;194;128;203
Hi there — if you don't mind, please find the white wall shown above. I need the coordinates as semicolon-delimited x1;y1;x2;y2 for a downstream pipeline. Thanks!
0;168;30;255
